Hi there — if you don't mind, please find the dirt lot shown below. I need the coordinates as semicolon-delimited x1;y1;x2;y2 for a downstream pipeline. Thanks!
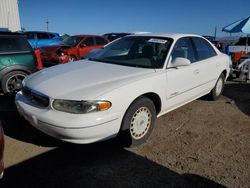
0;81;249;188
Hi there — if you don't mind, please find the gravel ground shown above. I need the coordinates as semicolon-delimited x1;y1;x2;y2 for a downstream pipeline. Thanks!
0;81;249;188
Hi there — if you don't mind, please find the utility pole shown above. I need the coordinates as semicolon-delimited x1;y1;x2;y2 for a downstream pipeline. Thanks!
46;19;49;31
214;26;217;40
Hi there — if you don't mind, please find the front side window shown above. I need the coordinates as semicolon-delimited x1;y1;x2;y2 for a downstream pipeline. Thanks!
63;36;83;47
90;36;172;68
171;37;196;63
192;37;217;61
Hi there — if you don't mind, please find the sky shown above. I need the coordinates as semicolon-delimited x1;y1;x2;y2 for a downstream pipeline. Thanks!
18;0;250;37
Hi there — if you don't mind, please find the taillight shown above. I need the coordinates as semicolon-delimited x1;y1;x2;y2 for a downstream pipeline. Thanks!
35;49;43;70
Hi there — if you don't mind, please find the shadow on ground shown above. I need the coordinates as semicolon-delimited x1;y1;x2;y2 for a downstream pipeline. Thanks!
0;95;62;147
0;96;227;187
0;95;70;147
0;142;226;188
223;82;250;116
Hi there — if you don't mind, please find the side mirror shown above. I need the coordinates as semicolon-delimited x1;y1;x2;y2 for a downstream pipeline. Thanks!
171;57;191;67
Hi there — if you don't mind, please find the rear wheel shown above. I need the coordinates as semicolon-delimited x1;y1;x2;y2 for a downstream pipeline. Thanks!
119;97;156;147
1;71;27;95
208;73;225;100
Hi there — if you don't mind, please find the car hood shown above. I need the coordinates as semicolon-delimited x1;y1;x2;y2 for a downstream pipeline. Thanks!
41;45;70;53
24;60;156;100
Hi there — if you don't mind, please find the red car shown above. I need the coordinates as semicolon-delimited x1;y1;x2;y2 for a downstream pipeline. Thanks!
40;35;109;67
0;124;4;179
64;35;109;61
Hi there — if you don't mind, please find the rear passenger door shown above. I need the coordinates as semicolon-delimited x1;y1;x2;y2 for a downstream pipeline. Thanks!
191;37;219;92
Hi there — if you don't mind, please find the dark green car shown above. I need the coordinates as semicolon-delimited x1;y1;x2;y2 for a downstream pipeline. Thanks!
0;32;37;95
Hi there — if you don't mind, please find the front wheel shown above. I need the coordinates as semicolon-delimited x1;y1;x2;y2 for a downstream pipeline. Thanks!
1;71;27;95
208;73;225;100
118;97;156;147
69;55;77;62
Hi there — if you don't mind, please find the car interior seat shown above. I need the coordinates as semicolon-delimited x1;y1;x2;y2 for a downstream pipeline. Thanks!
142;45;154;59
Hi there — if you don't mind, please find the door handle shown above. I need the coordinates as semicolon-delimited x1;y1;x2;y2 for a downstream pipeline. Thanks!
193;69;199;75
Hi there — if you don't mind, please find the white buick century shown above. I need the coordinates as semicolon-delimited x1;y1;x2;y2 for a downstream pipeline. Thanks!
15;33;230;147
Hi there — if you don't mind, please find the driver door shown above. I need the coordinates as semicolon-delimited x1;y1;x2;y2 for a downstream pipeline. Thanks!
164;37;201;111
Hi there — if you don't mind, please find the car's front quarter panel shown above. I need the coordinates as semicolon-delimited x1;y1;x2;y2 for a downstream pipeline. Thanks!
97;70;167;122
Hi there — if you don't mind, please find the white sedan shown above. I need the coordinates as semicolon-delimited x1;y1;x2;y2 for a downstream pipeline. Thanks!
15;33;231;147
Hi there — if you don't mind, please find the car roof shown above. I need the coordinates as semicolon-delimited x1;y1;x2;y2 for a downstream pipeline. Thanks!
0;31;24;36
103;32;132;35
128;33;203;40
72;35;106;37
23;31;59;35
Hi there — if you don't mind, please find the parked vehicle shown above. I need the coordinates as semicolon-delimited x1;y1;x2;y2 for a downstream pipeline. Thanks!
62;35;109;61
23;31;63;49
0;123;4;179
16;33;230;147
40;35;109;65
102;32;132;41
0;32;38;95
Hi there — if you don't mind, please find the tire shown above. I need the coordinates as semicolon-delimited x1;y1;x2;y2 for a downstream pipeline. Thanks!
118;97;156;147
69;55;77;62
1;71;27;95
208;73;225;101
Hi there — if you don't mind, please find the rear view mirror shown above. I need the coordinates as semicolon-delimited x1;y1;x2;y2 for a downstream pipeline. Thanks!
172;57;191;67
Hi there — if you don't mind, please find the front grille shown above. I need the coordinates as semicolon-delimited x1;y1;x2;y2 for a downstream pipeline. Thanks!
22;87;50;108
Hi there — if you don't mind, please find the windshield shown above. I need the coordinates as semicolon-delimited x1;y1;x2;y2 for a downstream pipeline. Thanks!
62;36;83;47
90;36;172;68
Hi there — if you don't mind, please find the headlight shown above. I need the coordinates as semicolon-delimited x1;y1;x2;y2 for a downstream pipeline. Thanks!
52;99;112;114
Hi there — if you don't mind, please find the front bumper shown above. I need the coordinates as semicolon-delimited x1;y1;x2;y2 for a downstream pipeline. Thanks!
15;92;122;144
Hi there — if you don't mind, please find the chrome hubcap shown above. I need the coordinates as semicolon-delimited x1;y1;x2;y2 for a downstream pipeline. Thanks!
130;107;151;140
215;78;223;96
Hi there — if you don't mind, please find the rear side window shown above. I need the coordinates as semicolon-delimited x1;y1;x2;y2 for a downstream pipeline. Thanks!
37;33;50;39
83;37;95;46
25;32;35;39
0;36;32;53
96;37;108;45
192;37;217;61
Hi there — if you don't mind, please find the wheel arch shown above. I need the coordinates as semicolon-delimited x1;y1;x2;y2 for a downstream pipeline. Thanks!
119;92;161;131
221;69;227;81
69;54;78;61
0;65;34;82
141;92;162;115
